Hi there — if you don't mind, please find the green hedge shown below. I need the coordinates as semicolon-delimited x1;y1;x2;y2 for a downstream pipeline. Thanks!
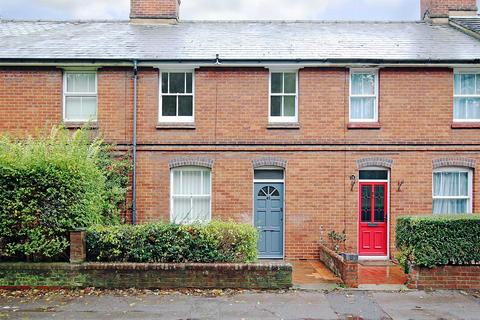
0;127;130;261
396;215;480;268
87;221;258;263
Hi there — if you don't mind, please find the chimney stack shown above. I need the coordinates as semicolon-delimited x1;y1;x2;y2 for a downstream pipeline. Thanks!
421;0;478;23
130;0;181;24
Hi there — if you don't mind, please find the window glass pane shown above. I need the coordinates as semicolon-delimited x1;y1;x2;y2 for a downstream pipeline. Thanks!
466;98;480;120
181;170;202;194
203;171;211;194
283;96;295;117
461;74;476;95
352;73;375;95
271;96;282;116
459;172;468;196
454;98;467;120
186;73;193;94
192;197;210;222
284;73;296;94
65;96;82;120
162;73;169;93
254;170;284;180
66;73;95;93
172;197;191;224
454;74;461;94
477;74;480;95
433;199;468;214
81;97;97;120
361;185;372;222
173;171;182;194
359;170;388;180
433;171;469;197
351;97;375;120
178;96;193;116
374;185;385;222
169;72;185;94
162;96;177;116
271;73;283;93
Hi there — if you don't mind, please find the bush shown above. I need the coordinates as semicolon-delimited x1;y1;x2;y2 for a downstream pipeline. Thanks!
0;127;130;261
87;221;258;263
396;215;480;268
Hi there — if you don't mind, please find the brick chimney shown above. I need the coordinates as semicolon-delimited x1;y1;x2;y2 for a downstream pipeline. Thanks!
130;0;181;24
421;0;478;22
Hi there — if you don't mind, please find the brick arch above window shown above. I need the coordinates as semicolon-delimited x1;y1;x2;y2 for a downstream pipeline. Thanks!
432;157;476;170
169;157;214;169
356;157;394;170
252;157;287;169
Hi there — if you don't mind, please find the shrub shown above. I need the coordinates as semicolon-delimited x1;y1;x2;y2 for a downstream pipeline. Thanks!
396;215;480;269
87;221;258;263
0;127;130;261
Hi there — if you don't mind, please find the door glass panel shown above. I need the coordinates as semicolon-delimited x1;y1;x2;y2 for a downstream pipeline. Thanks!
361;185;371;222
359;170;388;180
254;170;284;180
374;185;385;222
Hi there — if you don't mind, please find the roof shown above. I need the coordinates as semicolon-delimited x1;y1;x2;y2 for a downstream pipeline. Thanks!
450;17;480;35
1;20;480;63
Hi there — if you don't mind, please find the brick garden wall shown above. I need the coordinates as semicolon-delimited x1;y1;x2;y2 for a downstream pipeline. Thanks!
407;265;480;290
0;263;292;289
1;66;480;260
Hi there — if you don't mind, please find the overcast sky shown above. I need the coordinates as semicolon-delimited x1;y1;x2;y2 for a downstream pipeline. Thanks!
0;0;475;21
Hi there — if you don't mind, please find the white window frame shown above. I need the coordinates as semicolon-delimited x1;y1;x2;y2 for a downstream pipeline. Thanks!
268;69;299;123
349;68;379;123
170;166;212;224
63;70;98;122
453;69;480;122
159;70;195;123
432;167;473;214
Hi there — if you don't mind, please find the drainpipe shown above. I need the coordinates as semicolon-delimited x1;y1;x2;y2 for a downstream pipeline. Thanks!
132;60;138;225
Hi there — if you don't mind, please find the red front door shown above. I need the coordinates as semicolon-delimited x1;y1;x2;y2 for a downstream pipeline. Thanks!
358;182;388;256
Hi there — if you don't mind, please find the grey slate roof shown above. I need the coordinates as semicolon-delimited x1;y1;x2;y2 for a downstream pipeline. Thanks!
450;17;480;35
1;20;480;62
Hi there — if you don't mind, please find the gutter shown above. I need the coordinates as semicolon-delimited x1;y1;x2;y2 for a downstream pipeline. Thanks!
132;60;138;225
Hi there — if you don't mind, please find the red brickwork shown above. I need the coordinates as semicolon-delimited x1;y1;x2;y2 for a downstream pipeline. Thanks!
318;243;359;288
408;265;480;289
130;0;180;19
421;0;477;18
70;231;86;264
2;66;480;260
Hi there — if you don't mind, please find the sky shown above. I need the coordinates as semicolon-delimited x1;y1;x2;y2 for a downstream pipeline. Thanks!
0;0;477;21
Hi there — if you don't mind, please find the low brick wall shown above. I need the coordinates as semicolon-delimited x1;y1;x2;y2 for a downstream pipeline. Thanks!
318;244;358;288
0;262;292;290
407;264;480;290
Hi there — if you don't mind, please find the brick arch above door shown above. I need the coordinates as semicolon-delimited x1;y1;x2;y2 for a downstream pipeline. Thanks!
432;157;476;170
356;157;394;170
252;157;287;169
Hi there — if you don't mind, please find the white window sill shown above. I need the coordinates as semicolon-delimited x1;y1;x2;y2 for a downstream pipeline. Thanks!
266;122;300;129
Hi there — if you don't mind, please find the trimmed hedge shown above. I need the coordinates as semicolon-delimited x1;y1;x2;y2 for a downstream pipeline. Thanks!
396;215;480;268
0;127;130;262
87;221;258;263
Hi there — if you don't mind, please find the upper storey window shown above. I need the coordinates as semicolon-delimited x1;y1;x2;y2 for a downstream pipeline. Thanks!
454;71;480;122
349;69;378;122
63;71;97;122
159;71;194;123
269;71;298;123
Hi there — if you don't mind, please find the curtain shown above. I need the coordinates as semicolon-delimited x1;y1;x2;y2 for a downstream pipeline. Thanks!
351;73;375;120
433;171;469;214
351;97;375;120
172;169;211;224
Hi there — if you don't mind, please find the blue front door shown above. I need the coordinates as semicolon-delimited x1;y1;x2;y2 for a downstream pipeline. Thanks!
254;183;284;259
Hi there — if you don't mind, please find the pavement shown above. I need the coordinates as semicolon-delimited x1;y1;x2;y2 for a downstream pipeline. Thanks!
1;289;480;320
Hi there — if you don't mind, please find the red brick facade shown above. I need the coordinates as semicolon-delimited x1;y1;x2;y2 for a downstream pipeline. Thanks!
408;265;480;289
1;66;479;260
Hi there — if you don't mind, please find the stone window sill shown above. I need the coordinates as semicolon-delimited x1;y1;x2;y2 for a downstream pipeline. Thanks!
156;123;196;130
451;122;480;129
266;123;300;130
347;122;381;130
63;121;98;129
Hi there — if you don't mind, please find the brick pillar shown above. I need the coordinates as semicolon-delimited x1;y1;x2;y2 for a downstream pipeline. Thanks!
70;229;86;263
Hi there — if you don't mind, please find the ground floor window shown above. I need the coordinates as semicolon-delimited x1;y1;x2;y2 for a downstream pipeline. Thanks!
433;168;472;214
170;166;211;224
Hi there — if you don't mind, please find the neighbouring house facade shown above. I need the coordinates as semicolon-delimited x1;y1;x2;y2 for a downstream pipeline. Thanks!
1;0;480;260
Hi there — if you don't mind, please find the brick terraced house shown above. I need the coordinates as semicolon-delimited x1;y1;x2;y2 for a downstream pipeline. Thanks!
1;0;480;260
